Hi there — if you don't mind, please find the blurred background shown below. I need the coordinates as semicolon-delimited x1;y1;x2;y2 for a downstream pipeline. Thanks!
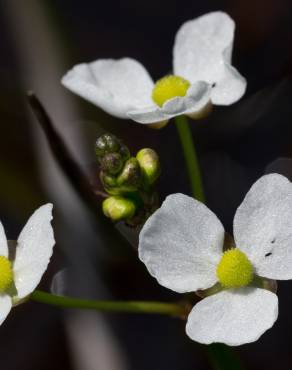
1;0;292;369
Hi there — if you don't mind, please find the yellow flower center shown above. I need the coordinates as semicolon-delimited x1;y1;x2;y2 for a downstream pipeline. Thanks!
216;248;253;288
0;256;13;292
152;75;190;107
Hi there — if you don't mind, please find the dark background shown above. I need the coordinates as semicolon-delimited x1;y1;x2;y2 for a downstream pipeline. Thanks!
1;0;292;369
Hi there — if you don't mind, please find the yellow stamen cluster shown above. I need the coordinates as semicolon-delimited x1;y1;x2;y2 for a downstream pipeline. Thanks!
152;75;190;107
0;256;13;292
216;248;253;288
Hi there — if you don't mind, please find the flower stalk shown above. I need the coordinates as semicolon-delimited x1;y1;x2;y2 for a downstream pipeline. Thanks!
207;343;244;370
175;115;205;202
31;290;187;317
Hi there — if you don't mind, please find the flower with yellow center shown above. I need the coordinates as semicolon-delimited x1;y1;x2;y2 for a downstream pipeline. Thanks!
0;256;13;292
216;248;253;288
151;75;191;107
62;12;246;127
0;204;55;326
138;174;292;346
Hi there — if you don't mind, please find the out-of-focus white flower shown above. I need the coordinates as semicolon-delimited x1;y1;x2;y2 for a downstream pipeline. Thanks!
138;174;292;346
61;12;246;126
0;204;55;325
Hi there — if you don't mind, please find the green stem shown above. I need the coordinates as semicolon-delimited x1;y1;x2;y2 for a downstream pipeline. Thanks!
175;115;205;202
30;290;186;317
207;344;244;370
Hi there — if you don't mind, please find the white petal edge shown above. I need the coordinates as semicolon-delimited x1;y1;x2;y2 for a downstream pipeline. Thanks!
62;58;154;119
139;193;224;293
173;11;246;105
210;48;247;105
186;288;278;346
13;204;55;299
0;295;12;326
0;222;8;258
234;174;292;280
127;105;170;124
127;81;211;124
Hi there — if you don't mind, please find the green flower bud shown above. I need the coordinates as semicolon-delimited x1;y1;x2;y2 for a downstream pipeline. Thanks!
102;196;136;222
116;157;142;191
119;144;130;163
100;171;117;189
136;148;160;186
95;133;130;169
95;134;120;159
100;169;139;196
100;153;124;175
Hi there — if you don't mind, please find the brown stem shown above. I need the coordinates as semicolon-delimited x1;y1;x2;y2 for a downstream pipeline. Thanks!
27;92;126;244
93;189;109;198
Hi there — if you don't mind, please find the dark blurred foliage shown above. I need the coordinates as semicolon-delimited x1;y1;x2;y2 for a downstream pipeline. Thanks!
1;0;292;369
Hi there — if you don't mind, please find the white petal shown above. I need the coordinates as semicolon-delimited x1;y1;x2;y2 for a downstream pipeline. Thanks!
234;174;292;280
127;105;169;124
13;204;55;299
186;288;278;346
163;81;211;115
139;194;224;293
0;223;8;258
62;58;154;119
127;81;211;124
173;12;246;105
210;57;247;105
162;97;185;114
0;295;12;326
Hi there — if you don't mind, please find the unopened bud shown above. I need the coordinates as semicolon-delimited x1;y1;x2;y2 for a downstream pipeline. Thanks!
119;144;130;163
100;153;123;175
95;133;120;159
102;196;136;222
100;171;117;190
100;160;141;195
116;158;142;191
136;148;160;186
95;134;130;166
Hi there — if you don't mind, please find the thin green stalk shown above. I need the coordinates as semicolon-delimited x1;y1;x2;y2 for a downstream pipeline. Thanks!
31;290;186;317
207;344;244;370
175;115;205;202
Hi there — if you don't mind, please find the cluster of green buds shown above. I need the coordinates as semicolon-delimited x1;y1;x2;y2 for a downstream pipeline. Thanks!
96;134;161;225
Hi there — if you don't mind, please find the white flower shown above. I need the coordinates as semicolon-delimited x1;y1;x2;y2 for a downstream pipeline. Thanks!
0;204;55;325
138;174;292;346
61;12;246;125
